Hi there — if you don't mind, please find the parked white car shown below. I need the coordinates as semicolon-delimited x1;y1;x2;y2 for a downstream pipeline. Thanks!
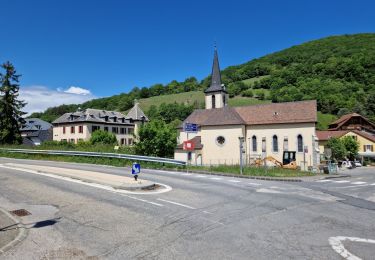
341;161;352;169
354;161;362;167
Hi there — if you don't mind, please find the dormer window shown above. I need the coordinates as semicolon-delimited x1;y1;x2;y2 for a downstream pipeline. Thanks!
113;117;117;123
122;118;125;123
105;116;109;122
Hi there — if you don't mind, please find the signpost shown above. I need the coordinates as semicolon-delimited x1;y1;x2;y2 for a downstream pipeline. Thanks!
132;162;141;181
183;123;198;133
183;140;195;151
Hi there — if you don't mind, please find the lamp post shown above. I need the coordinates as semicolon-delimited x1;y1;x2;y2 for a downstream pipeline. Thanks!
239;136;245;175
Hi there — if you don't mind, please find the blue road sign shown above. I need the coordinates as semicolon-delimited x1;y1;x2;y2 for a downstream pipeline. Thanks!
132;163;141;174
184;123;198;133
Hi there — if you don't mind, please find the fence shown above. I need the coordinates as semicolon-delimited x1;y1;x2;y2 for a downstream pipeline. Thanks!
0;148;186;166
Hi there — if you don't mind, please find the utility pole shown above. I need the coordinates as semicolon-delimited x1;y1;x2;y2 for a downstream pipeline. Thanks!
239;136;244;175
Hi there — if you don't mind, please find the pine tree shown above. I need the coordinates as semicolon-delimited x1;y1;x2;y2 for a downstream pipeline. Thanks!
0;62;26;144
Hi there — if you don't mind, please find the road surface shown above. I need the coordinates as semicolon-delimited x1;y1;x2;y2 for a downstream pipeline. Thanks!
0;158;374;259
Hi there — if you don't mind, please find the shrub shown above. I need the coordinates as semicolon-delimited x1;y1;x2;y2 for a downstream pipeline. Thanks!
90;130;118;145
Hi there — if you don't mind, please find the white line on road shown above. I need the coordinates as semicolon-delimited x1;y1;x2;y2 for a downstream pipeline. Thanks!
329;236;375;260
121;195;164;207
210;177;222;180
351;181;367;185
316;180;332;182
247;182;261;186
195;175;207;178
335;184;371;189
228;180;241;183
333;180;350;183
371;183;375;186
157;198;196;209
182;173;192;176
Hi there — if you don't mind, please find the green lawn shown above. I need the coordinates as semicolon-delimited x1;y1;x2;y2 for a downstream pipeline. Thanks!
317;112;337;130
137;91;204;112
241;76;269;87
229;96;270;107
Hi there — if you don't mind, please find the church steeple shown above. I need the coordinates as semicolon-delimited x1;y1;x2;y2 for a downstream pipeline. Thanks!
205;46;228;109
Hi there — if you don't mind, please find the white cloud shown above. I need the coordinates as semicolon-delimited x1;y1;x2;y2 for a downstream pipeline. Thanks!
19;85;96;115
64;86;92;95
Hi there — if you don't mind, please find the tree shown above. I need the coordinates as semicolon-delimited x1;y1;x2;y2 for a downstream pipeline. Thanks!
135;120;177;158
90;130;118;145
327;137;346;161
0;62;26;144
341;136;359;160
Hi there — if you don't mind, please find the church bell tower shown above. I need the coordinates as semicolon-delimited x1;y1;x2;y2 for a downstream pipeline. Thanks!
204;46;228;109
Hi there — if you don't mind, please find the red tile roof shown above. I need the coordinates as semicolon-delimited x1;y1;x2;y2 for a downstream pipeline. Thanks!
182;100;317;127
235;100;317;125
316;130;348;141
328;113;375;130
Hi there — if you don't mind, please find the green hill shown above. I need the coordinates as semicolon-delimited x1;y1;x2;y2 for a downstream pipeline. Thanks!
30;33;375;127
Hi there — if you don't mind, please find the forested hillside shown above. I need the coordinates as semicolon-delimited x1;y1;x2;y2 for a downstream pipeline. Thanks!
30;33;375;125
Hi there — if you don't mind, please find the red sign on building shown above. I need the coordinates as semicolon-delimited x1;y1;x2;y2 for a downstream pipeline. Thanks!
183;140;195;151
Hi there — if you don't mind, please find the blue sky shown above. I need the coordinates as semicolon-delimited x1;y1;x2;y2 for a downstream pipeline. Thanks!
1;0;374;113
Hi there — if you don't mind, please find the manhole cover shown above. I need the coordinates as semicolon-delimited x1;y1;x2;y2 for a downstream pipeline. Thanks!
9;209;31;217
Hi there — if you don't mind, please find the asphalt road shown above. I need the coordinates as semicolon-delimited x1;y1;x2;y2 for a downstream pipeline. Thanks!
0;157;374;259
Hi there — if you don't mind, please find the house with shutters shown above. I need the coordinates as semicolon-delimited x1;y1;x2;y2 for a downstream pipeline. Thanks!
316;113;375;158
52;102;149;145
174;48;320;170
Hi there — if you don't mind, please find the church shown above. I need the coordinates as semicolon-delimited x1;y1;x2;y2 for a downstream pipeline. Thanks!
174;48;320;170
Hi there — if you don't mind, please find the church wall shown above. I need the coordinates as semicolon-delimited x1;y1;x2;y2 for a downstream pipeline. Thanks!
246;122;316;169
200;125;245;165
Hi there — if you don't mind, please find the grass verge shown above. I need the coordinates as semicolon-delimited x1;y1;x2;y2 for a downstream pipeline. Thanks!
188;165;315;177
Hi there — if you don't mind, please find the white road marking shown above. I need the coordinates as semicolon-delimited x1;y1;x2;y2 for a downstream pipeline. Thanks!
182;173;192;176
157;198;196;209
203;210;213;214
228;180;241;183
210;177;222;180
195;175;207;178
316;179;332;182
335;184;371;189
329;236;375;260
247;182;261;186
121;195;164;207
371;183;375;186
333;180;350;183
351;181;367;185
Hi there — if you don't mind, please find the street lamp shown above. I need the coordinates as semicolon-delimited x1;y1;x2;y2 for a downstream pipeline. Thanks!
238;136;245;175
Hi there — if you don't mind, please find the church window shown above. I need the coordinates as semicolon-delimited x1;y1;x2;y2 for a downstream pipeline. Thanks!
216;136;225;146
272;135;278;152
212;95;216;109
252;135;257;152
297;135;303;152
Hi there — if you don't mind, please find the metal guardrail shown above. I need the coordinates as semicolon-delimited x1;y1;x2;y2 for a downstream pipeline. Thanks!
0;148;186;166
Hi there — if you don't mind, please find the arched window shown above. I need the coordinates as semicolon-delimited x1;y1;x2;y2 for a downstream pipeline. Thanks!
297;134;303;152
272;135;278;152
212;95;216;109
252;135;257;152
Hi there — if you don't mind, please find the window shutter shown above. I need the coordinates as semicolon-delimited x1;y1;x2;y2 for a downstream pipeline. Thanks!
364;145;366;151
371;145;374;152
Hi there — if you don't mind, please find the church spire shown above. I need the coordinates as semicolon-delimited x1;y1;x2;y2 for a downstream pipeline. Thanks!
204;46;226;93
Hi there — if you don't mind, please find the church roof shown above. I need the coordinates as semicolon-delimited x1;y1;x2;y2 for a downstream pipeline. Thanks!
183;107;245;126
126;102;149;122
204;48;227;94
182;100;317;127
235;100;317;125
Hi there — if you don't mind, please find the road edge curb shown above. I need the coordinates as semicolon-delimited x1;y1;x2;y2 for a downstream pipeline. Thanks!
0;208;28;255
